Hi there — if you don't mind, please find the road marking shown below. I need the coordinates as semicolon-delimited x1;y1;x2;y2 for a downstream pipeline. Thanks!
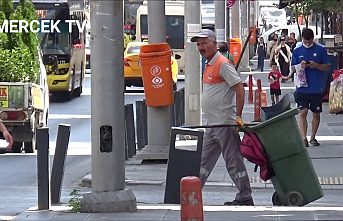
138;205;343;212
307;136;343;141
48;114;91;119
251;176;343;185
26;204;343;212
244;86;295;90
80;87;145;96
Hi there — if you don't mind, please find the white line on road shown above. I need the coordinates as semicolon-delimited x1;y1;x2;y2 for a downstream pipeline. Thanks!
244;86;295;91
26;204;343;213
138;205;343;212
48;114;91;119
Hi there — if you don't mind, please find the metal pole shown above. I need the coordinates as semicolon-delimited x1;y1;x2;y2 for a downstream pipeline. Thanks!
37;127;50;210
240;0;251;72
215;0;226;44
136;0;170;160
226;5;231;43
81;0;136;213
184;1;201;127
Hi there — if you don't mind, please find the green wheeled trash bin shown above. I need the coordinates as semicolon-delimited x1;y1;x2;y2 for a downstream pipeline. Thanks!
241;108;323;206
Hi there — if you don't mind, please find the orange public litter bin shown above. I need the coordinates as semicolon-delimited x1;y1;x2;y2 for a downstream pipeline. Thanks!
139;42;174;107
249;27;257;44
230;38;242;65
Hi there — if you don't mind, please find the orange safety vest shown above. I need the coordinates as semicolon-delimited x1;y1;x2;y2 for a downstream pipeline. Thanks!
203;54;234;84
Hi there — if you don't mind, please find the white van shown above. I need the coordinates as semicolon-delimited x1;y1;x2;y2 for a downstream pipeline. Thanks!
261;25;322;56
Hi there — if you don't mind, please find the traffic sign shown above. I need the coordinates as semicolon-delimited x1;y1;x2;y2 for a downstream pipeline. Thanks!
226;0;236;8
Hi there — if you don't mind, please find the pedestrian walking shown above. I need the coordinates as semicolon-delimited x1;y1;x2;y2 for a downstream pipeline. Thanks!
287;33;297;82
256;37;267;71
269;34;278;66
268;62;291;105
191;29;254;206
291;28;331;147
275;37;292;82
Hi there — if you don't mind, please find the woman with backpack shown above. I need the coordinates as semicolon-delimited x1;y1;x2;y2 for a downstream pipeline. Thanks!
218;42;234;63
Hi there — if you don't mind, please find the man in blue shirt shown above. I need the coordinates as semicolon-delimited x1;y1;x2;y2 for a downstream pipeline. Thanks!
291;28;330;147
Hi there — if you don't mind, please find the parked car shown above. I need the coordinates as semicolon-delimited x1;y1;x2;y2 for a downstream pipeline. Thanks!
124;42;179;89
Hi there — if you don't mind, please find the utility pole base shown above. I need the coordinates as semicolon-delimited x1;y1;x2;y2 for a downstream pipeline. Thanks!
135;144;169;160
80;189;137;213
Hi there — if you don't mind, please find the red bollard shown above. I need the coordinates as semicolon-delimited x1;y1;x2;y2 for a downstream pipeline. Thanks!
248;74;253;103
180;176;204;221
254;79;262;121
257;79;262;91
254;89;261;121
261;91;268;107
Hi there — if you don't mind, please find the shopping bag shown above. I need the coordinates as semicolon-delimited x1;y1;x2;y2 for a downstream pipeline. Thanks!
329;74;343;114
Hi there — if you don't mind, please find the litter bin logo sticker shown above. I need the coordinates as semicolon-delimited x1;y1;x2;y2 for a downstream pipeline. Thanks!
150;65;161;76
233;46;239;56
150;65;164;88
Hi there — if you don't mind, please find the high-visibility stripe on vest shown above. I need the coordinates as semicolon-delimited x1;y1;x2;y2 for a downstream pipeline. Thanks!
203;54;234;84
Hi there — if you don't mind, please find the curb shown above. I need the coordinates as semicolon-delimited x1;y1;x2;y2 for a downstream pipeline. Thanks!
81;174;343;190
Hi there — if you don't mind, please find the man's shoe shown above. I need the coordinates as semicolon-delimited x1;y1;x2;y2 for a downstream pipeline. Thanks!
224;198;254;206
310;139;320;146
304;139;309;147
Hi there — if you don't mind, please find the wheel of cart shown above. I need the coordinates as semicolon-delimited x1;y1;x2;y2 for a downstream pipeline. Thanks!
240;108;323;207
272;191;304;206
285;191;304;206
272;191;282;206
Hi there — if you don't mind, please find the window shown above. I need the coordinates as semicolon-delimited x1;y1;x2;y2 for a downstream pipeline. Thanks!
202;8;214;14
140;15;184;49
36;9;71;55
127;45;141;54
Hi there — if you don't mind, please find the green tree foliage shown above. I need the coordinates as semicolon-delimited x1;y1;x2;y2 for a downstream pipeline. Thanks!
282;0;341;18
0;0;39;83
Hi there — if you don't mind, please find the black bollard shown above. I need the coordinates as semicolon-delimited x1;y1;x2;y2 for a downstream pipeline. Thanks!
37;127;50;210
51;124;71;204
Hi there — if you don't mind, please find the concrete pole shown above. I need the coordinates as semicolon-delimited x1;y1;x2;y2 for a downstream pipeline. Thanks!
136;0;170;159
231;0;240;39
81;1;136;213
184;1;201;127
215;0;226;43
230;0;240;75
240;0;251;72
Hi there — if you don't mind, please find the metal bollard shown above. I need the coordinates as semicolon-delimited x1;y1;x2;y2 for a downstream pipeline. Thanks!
135;100;145;150
124;129;128;161
142;99;148;146
180;88;185;125
37;127;50;210
254;79;262;121
174;90;181;126
170;91;176;127
125;103;136;158
51;124;71;204
248;74;253;103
